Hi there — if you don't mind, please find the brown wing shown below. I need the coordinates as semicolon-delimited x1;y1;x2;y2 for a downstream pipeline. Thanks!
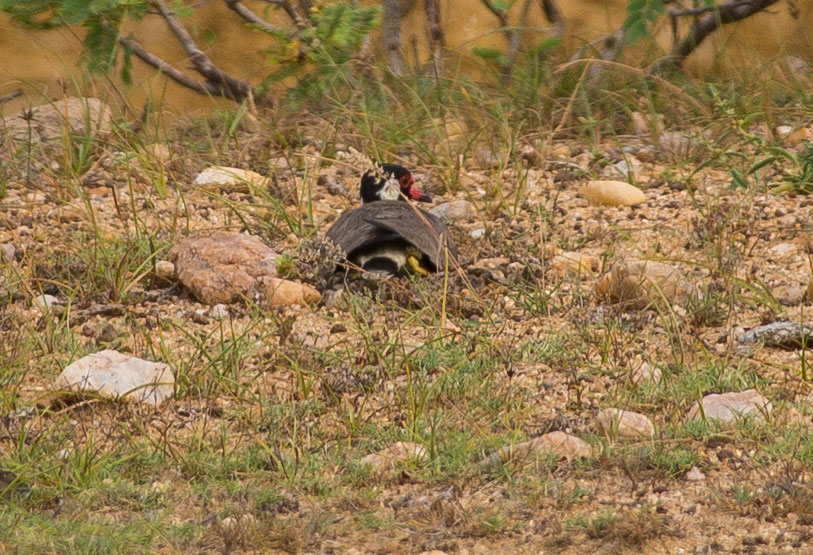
326;201;458;271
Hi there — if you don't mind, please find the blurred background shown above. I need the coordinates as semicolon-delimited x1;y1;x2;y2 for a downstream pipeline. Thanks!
1;0;811;117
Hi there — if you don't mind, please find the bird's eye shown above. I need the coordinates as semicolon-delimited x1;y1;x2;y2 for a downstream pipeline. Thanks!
399;174;412;188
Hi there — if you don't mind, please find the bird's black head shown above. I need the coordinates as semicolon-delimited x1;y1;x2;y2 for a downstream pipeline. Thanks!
360;163;432;204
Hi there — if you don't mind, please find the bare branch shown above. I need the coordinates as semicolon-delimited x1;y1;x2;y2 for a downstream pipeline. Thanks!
224;0;285;34
120;36;228;97
539;0;565;37
668;0;756;17
0;89;23;105
652;0;779;72
149;0;254;102
424;0;444;75
382;0;412;76
262;0;311;30
481;0;508;24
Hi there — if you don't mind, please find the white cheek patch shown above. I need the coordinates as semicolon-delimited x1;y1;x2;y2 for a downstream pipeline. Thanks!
379;177;401;201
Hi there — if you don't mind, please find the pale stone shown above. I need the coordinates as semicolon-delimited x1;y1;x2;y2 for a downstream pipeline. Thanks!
550;251;601;278
430;199;476;221
686;466;706;481
774;284;805;306
775;125;793;138
2;97;112;145
209;304;229;319
266;278;321;307
582;180;646;207
631;361;662;384
193;166;268;193
687;390;772;423
471;257;510;270
475;148;499;169
479;431;592;467
361;441;428;470
144;143;171;164
0;243;15;262
54;349;174;406
767;242;797;259
737;321;813;350
658;130;692;158
154;260;176;282
550;145;571;159
33;294;60;311
596;408;655;439
594;259;695;308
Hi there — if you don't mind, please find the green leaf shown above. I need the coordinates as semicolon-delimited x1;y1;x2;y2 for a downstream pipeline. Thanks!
472;46;505;62
121;39;133;86
730;168;748;189
490;0;511;13
623;0;665;43
747;157;776;175
60;0;93;24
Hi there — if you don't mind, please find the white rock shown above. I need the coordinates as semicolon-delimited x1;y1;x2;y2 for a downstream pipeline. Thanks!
775;125;793;138
33;294;60;311
686;466;706;481
469;228;485;239
193;166;268;193
596;408;655;439
209;304;229;319
54;350;174;406
687;389;771;423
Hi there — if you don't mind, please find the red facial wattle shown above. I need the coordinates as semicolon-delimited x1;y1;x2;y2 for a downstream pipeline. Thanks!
399;174;432;203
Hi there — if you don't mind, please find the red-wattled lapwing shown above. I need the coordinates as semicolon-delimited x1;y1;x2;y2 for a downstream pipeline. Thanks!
326;163;458;276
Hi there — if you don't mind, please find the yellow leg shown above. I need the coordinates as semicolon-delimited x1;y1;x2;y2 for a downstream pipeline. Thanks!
406;254;429;276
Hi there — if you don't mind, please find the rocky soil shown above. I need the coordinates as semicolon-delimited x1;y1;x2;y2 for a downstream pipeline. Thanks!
1;98;812;553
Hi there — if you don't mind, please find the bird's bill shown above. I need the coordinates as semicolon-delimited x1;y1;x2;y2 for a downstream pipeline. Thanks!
406;184;432;202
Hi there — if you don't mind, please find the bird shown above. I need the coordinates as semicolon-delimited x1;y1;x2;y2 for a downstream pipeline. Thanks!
326;163;458;276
